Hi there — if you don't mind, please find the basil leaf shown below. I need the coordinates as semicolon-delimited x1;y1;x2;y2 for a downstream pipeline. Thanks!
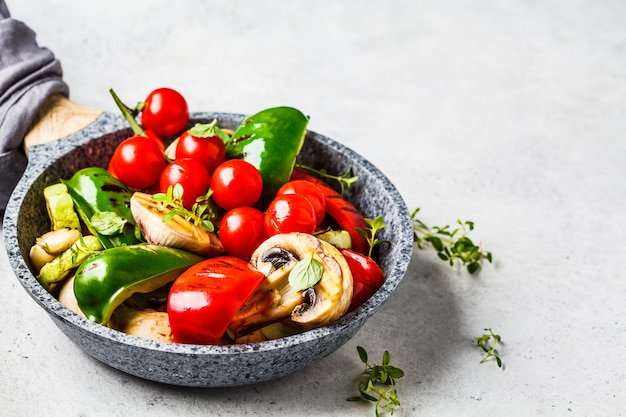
188;120;218;138
288;252;323;291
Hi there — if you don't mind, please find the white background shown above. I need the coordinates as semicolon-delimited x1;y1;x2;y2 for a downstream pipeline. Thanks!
2;1;626;416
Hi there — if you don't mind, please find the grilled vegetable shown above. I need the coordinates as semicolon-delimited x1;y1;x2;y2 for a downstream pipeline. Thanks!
228;232;353;338
58;275;85;317
29;228;81;271
73;244;203;325
37;235;103;292
110;306;173;343
43;183;81;230
291;168;369;254
62;167;142;249
168;256;266;345
130;192;224;257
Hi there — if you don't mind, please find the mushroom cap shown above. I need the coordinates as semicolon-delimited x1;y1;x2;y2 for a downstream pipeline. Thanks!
247;232;353;331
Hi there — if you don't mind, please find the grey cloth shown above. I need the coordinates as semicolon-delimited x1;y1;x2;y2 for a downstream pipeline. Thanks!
0;2;69;211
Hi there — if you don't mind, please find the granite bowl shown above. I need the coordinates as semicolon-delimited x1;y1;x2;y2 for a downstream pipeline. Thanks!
3;111;413;387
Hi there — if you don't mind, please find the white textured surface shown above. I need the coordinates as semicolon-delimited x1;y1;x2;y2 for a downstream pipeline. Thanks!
2;0;625;416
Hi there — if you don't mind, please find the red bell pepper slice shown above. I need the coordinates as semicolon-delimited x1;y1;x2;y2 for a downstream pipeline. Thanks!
167;256;265;345
290;168;369;254
341;249;385;312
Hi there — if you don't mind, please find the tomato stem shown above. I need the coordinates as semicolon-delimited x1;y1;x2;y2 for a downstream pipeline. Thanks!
109;88;147;137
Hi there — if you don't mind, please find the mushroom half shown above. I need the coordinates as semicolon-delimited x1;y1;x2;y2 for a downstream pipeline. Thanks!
228;232;353;338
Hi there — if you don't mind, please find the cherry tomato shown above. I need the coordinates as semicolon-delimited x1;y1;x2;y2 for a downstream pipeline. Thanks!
140;87;189;137
210;160;263;211
159;158;211;209
276;180;326;225
219;207;268;259
176;130;226;174
265;194;316;235
108;135;166;190
291;168;369;254
340;249;385;311
144;129;166;153
167;256;265;345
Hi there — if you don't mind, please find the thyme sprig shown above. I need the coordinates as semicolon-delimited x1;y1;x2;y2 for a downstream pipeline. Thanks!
348;346;404;416
411;208;492;274
295;164;358;195
357;215;389;258
152;183;216;232
475;328;503;368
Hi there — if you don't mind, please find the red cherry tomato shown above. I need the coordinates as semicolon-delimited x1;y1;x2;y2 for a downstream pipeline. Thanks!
276;180;326;225
291;168;369;254
159;158;211;209
144;129;166;153
340;249;385;311
265;194;316;235
140;87;189;137
219;207;268;259
167;256;265;345
108;135;166;190
176;130;226;174
210;160;263;211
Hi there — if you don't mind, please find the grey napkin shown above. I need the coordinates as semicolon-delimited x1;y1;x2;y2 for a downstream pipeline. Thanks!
0;1;68;211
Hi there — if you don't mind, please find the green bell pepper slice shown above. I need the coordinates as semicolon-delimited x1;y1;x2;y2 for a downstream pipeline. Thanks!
62;167;142;249
226;106;308;204
74;244;203;325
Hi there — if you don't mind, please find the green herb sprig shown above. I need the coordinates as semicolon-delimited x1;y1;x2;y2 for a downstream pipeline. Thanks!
295;164;358;195
348;346;404;416
411;208;492;274
357;215;389;258
475;328;503;368
152;183;216;232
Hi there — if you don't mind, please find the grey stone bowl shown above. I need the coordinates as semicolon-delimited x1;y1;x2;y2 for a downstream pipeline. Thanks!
3;112;413;387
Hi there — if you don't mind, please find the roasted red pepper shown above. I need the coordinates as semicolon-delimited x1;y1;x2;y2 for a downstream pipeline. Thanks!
341;249;384;312
167;256;265;344
291;168;369;254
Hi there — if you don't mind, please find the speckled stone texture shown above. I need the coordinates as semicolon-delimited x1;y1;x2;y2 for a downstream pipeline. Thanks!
2;112;413;387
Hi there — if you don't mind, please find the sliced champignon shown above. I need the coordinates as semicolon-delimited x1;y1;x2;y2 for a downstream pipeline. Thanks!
260;247;299;271
130;192;224;257
58;275;86;318
109;305;173;343
290;239;353;330
228;232;353;338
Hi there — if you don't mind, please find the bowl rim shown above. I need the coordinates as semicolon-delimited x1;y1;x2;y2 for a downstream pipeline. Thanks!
3;111;414;356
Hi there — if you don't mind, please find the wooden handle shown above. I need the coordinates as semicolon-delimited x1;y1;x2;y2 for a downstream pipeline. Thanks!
24;94;102;155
